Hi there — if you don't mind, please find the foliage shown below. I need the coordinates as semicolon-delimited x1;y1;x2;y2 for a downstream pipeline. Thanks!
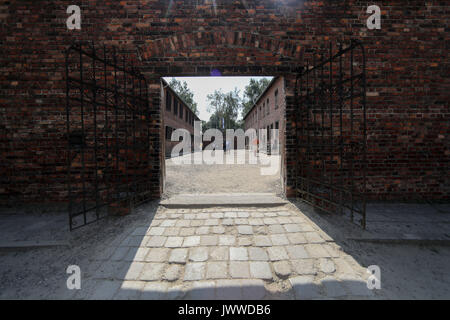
168;78;199;115
241;78;271;117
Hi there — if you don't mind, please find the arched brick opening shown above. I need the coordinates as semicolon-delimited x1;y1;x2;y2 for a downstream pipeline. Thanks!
136;31;304;198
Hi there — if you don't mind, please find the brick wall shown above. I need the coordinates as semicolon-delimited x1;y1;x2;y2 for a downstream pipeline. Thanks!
244;76;286;154
162;80;199;158
0;0;448;204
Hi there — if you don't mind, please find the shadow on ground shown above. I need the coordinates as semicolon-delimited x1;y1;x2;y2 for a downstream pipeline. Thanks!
289;200;450;299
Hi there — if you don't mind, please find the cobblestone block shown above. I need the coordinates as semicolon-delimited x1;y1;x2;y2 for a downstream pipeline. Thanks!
179;228;195;236
273;261;292;278
305;232;325;243
238;225;253;235
212;226;225;234
291;259;316;275
206;261;228;279
182;236;201;247
145;236;167;247
268;224;285;234
287;233;307;244
189;247;209;262
201;235;218;246
248;247;269;261
304;244;332;258
209;247;229;261
319;258;336;274
145;248;170;262
163;264;181;281
270;234;289;245
219;235;236;246
184;262;206;281
284;224;303;233
148;227;165;236
229;261;250;278
267;246;289;261
169;248;188;264
139;263;165;281
238;237;252;246
160;220;176;227
230;247;248;261
286;245;309;259
164;236;183;248
163;227;180;236
254;235;272;247
249;261;272;280
205;219;219;226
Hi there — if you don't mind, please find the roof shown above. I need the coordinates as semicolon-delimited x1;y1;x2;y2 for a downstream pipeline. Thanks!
243;77;278;120
161;78;201;121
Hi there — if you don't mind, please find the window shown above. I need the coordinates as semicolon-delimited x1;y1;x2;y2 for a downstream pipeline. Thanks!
173;99;178;115
275;121;279;129
179;103;183;118
274;89;279;109
267;98;269;115
262;103;265;118
186;110;189;122
259;106;261;119
166;92;171;111
165;126;172;141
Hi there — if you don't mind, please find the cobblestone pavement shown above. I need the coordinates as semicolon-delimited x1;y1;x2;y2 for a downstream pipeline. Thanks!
73;205;378;300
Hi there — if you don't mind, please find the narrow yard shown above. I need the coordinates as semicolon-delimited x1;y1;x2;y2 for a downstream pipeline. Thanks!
164;150;282;197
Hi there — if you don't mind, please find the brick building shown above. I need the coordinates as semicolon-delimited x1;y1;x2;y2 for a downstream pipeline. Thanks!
0;1;448;209
161;79;200;158
243;77;286;155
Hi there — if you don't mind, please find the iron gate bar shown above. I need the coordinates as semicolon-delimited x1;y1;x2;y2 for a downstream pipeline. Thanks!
65;42;151;231
295;40;367;228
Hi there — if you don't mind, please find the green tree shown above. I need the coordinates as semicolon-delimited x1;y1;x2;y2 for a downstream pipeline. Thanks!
206;88;241;131
241;78;271;117
168;78;199;115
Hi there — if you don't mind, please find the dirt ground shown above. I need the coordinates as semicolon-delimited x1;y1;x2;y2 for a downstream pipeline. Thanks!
164;151;283;197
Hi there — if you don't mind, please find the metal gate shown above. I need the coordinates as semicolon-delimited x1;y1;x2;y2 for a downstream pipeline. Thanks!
65;42;151;230
295;40;367;228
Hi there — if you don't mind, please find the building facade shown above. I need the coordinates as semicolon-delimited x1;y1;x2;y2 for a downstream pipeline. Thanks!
1;1;448;203
161;79;200;158
244;77;286;156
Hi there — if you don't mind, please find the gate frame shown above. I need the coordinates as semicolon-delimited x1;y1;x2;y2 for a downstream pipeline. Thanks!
294;40;367;228
65;42;151;231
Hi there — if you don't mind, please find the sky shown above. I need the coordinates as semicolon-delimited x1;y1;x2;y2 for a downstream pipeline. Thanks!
162;76;273;121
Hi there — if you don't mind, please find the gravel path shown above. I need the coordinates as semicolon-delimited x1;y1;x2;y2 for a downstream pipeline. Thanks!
164;151;282;197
